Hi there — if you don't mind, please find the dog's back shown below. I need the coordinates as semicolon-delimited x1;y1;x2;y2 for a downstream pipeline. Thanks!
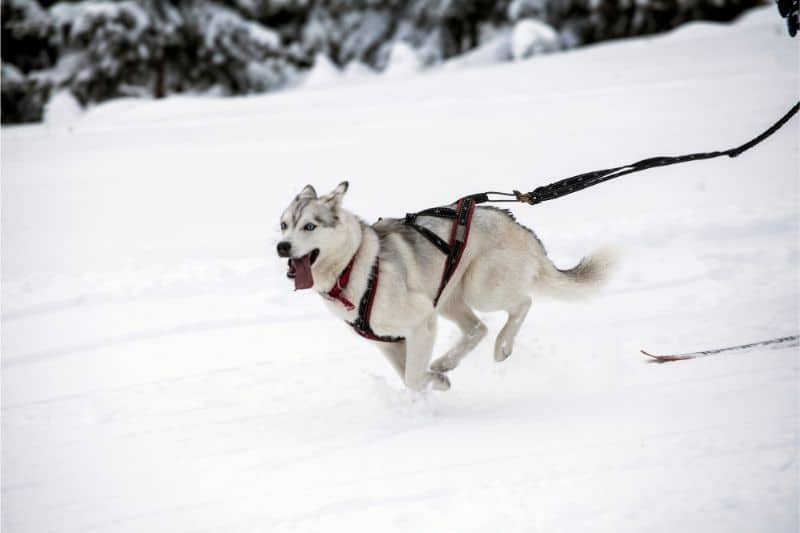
372;206;614;310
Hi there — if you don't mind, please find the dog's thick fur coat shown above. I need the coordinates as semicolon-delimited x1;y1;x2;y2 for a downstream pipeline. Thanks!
279;182;615;391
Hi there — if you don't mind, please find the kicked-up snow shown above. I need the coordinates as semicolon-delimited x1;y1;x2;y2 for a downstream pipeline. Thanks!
2;7;798;532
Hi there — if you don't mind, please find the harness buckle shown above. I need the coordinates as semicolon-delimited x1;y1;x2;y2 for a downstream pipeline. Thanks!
513;190;534;204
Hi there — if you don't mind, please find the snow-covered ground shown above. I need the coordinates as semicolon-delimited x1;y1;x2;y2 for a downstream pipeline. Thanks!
2;7;798;532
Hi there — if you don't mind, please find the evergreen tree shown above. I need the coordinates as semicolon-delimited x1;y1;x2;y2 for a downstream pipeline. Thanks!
0;0;763;125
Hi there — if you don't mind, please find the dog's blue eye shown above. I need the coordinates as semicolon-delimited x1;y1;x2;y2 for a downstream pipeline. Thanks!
280;222;287;230
303;222;316;231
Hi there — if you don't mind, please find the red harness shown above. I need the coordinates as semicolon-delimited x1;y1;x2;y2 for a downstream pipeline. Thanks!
405;197;476;306
326;257;356;311
327;256;403;342
433;197;475;306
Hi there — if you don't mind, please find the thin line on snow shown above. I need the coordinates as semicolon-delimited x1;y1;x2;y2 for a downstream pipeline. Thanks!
2;313;329;370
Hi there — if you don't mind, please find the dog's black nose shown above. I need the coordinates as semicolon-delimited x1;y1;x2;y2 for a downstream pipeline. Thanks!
277;241;291;257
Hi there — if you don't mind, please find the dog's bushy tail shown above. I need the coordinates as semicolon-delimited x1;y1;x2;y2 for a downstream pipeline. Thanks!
532;246;618;300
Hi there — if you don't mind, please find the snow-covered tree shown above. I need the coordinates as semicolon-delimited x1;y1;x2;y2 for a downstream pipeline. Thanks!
2;0;56;72
45;1;162;102
2;0;304;122
179;0;299;94
1;0;56;122
1;0;762;125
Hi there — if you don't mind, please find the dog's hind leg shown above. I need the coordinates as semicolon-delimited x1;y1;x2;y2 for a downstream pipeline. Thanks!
404;315;450;391
431;298;487;373
495;297;532;362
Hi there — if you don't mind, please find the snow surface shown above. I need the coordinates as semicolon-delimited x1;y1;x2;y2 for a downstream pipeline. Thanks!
511;18;560;60
43;89;83;127
2;7;798;533
303;53;342;88
382;41;422;78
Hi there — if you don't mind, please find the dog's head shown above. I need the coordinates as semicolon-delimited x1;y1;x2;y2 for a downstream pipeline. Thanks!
277;181;351;290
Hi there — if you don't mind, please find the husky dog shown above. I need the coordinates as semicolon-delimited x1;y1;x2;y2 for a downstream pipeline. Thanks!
278;182;615;391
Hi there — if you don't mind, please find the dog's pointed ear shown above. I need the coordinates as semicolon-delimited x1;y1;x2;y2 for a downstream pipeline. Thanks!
297;184;317;201
321;181;349;209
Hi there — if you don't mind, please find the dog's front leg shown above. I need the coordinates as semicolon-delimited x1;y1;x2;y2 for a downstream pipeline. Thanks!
377;342;406;379
404;315;450;391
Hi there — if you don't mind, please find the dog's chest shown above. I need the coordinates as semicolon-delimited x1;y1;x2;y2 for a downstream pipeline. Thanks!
320;293;357;321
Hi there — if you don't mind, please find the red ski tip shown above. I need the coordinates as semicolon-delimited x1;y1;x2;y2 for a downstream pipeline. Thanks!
640;349;693;362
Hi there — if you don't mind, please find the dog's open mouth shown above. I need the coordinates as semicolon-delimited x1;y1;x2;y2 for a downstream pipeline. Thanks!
286;248;320;290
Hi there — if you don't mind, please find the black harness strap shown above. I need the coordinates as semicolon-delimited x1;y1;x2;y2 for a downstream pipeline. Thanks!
415;207;459;219
404;197;477;307
348;257;405;343
405;213;452;255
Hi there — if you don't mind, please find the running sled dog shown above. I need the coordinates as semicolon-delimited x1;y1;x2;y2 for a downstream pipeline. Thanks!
277;182;615;391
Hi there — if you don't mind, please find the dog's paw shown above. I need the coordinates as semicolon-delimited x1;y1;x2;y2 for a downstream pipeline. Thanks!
431;355;458;373
430;372;451;391
494;342;513;362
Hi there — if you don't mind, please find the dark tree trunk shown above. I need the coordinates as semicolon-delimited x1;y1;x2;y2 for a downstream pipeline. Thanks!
467;17;479;50
154;60;165;99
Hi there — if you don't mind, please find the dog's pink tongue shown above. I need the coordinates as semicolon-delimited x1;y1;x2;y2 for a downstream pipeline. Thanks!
292;256;314;290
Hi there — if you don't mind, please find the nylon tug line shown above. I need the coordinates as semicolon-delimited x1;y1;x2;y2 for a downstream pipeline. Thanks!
464;101;800;208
